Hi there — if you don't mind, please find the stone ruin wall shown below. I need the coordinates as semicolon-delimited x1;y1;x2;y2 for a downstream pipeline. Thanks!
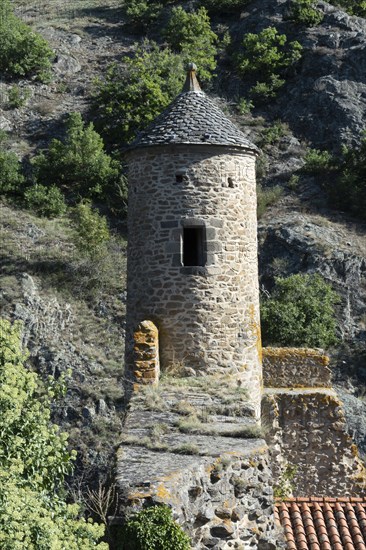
125;145;262;417
262;348;366;497
114;444;283;550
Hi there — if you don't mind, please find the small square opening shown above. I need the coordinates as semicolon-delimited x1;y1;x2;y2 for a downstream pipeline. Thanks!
183;227;205;267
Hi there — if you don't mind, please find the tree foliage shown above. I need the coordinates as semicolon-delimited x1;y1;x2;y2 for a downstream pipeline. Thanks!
164;7;218;82
32;113;123;200
327;136;366;220
94;42;184;145
121;505;191;550
261;273;339;347
23;184;67;218
0;0;53;80
71;201;111;256
199;0;251;15
0;133;24;194
235;27;302;102
327;0;366;17
0;318;106;549
287;0;324;26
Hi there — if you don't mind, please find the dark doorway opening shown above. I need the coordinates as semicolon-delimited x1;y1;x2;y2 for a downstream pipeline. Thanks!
183;227;205;266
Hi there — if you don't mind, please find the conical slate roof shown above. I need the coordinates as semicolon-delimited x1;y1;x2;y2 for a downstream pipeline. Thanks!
130;65;258;153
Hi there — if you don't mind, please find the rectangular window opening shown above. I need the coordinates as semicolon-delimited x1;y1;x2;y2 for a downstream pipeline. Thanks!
183;227;205;267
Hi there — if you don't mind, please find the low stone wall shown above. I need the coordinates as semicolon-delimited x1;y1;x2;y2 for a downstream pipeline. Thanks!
263;347;331;388
263;389;366;496
262;347;366;497
115;445;282;550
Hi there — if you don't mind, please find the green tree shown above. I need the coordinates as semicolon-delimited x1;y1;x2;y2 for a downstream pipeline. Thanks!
327;0;366;17
0;0;53;80
94;42;184;144
23;184;67;218
328;136;366;220
235;27;302;102
123;0;163;31
0;132;24;194
0;318;106;549
32;112;123;200
71;200;110;256
164;7;218;82
121;506;191;550
199;0;251;15
286;0;324;26
261;273;339;347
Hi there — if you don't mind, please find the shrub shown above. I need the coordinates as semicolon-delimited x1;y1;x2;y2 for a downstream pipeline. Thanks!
24;184;67;218
0;318;106;548
32;112;123;200
94;42;184;144
257;184;283;218
235;27;302;102
7;85;31;109
327;137;366;220
259;120;289;147
327;0;366;17
164;7;218;82
0;137;24;194
0;0;53;80
302;148;333;173
71;200;110;256
123;0;163;31
121;505;191;550
237;97;254;115
199;0;251;14
261;273;339;347
287;0;324;26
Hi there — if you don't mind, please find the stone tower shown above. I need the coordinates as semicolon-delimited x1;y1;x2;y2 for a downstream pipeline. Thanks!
125;65;262;417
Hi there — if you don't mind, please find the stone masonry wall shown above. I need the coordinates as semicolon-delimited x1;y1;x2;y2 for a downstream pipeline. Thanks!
263;347;331;388
262;348;366;496
125;145;262;417
116;444;282;550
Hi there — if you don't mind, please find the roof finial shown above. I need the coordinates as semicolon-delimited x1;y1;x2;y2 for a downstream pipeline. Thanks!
182;62;202;93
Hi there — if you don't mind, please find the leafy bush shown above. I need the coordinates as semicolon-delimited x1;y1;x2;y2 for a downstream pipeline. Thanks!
259;120;289;147
302;148;333;173
164;7;218;82
123;0;163;30
199;0;251;14
71;200;110;256
327;0;366;17
261;273;339;347
327;137;366;220
94;42;184;144
257;184;283;218
235;27;302;102
121;505;191;550
0;0;53;80
287;0;324;26
0;136;24;194
0;318;106;548
32;112;123;200
7;85;31;109
24;184;67;218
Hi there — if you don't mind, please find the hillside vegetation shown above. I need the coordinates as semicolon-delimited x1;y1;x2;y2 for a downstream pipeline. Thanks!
1;0;366;533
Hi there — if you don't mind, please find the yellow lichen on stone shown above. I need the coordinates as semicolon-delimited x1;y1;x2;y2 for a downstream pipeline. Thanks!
132;320;160;387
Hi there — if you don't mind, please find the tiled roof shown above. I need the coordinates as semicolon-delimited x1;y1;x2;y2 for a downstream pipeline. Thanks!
130;67;258;153
276;497;366;550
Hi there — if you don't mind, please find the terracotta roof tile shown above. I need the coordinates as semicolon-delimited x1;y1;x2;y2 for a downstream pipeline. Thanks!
276;497;366;549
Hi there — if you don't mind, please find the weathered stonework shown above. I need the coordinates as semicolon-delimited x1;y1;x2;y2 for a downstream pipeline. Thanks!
263;347;331;388
132;320;160;387
114;384;284;549
125;145;262;417
262;348;366;497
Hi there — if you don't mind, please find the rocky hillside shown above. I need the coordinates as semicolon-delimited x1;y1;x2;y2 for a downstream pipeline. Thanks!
1;0;366;490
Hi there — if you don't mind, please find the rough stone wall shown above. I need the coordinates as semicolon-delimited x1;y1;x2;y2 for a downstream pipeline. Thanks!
132;320;160;387
262;348;366;496
115;445;282;550
263;347;331;388
125;145;261;417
